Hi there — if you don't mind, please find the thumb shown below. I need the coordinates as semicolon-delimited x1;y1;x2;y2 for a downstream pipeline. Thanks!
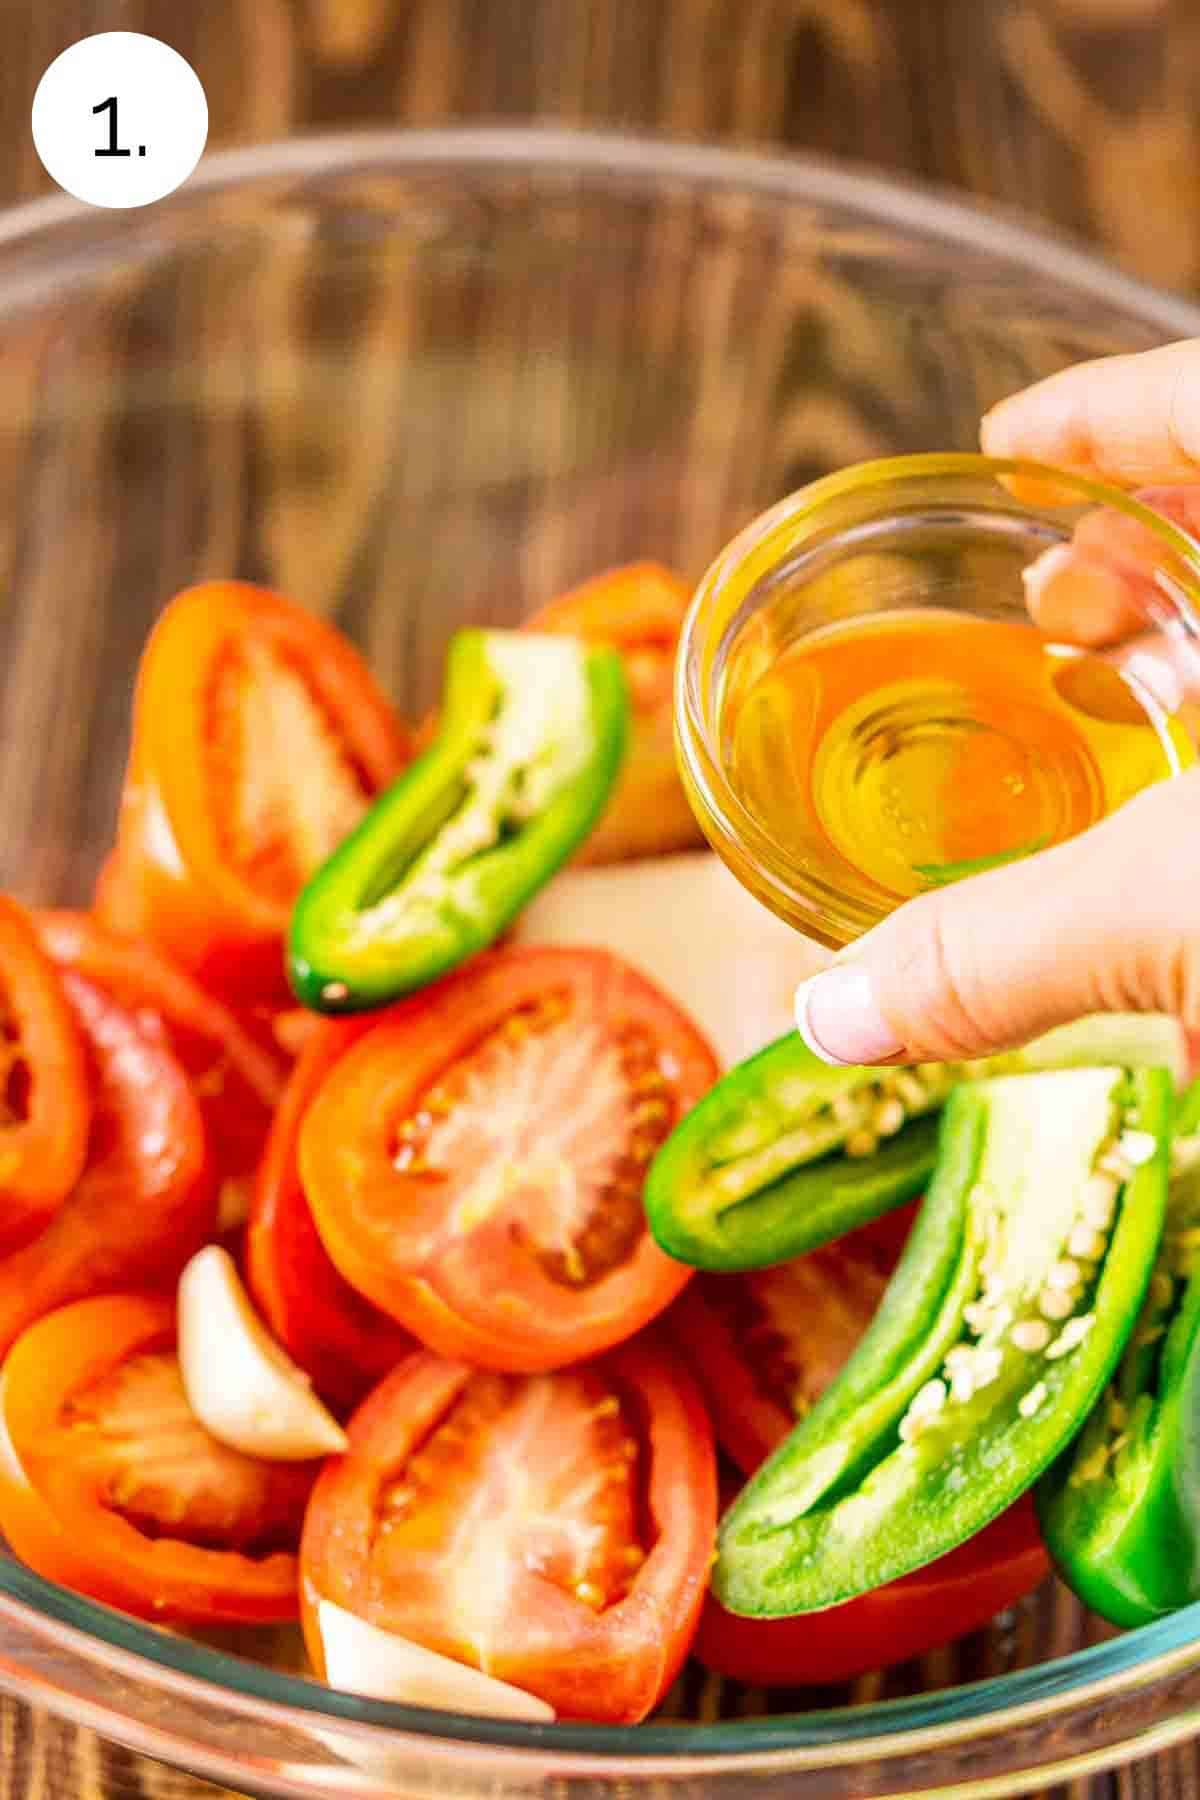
793;768;1200;1066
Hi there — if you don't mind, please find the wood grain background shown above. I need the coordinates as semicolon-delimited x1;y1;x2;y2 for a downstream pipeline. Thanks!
1;2;1199;1798
5;0;1200;292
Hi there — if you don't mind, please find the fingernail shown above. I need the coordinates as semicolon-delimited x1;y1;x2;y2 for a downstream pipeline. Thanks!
1021;542;1074;610
794;965;905;1067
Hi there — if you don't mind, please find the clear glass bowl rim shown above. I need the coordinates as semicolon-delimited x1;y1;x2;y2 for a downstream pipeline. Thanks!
3;123;1200;1769
676;452;1200;946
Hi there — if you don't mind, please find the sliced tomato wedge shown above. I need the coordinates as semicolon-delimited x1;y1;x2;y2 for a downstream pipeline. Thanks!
0;897;91;1249
0;976;216;1361
694;1488;1048;1686
298;947;718;1370
35;912;286;1230
668;1205;916;1475
300;1336;716;1721
96;582;410;1005
525;563;704;863
246;1016;416;1413
0;1294;311;1622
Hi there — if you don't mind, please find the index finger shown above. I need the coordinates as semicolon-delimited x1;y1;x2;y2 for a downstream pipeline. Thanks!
981;340;1200;490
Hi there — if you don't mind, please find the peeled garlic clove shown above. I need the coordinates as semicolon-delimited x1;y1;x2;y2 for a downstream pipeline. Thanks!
178;1245;347;1461
317;1599;555;1721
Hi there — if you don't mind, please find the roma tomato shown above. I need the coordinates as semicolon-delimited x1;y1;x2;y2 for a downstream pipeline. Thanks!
694;1491;1048;1686
525;563;704;863
0;1294;312;1622
0;976;216;1360
300;1337;717;1721
96;582;410;1005
0;897;90;1248
668;1206;916;1474
298;947;718;1370
36;912;286;1229
246;1016;416;1413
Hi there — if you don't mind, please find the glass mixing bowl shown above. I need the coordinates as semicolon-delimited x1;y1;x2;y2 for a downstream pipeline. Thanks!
2;126;1200;1799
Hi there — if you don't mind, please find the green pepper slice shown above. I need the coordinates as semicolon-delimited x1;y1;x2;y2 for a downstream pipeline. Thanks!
1037;1078;1200;1626
714;1064;1171;1616
288;630;628;1011
645;1014;1184;1272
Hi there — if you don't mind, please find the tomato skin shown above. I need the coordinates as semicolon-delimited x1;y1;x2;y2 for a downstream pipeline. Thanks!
693;1493;1049;1686
35;912;286;1219
298;947;718;1372
0;1294;309;1622
525;563;703;864
246;1016;416;1413
0;976;216;1360
96;582;410;1006
300;1336;717;1722
0;897;91;1247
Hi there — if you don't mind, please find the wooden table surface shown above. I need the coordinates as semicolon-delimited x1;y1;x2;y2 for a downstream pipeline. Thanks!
2;2;1200;1797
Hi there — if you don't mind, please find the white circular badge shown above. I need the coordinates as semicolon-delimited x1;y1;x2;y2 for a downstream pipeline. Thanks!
32;33;208;210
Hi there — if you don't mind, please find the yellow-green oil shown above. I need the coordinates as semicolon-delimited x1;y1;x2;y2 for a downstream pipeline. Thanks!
726;611;1191;903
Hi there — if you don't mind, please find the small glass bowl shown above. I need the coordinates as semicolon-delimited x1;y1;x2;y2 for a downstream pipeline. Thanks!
676;453;1200;949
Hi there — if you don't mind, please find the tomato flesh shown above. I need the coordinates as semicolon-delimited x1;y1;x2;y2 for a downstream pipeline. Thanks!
394;990;674;1288
98;582;410;1005
300;948;716;1371
59;1349;311;1555
209;638;373;904
707;1245;891;1422
371;1369;644;1662
670;1211;912;1476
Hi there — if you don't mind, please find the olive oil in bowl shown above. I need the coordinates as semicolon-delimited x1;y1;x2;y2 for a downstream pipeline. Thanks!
725;610;1192;906
677;456;1200;946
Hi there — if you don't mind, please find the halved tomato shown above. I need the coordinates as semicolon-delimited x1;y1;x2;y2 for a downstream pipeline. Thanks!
96;582;410;1005
668;1205;916;1474
246;1016;416;1413
300;1336;717;1721
694;1489;1048;1687
298;947;718;1370
0;976;215;1360
525;563;704;863
35;912;286;1230
0;897;91;1249
0;1294;312;1622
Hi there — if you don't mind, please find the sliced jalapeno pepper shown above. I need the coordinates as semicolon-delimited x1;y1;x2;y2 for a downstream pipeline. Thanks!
713;1064;1171;1616
288;631;628;1011
645;1014;1183;1273
1037;1079;1200;1626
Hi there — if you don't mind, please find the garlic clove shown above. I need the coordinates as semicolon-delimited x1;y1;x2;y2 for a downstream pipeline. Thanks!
317;1599;555;1722
177;1245;347;1461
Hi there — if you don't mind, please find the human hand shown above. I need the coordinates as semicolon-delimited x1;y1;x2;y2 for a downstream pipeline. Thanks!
793;340;1200;1068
